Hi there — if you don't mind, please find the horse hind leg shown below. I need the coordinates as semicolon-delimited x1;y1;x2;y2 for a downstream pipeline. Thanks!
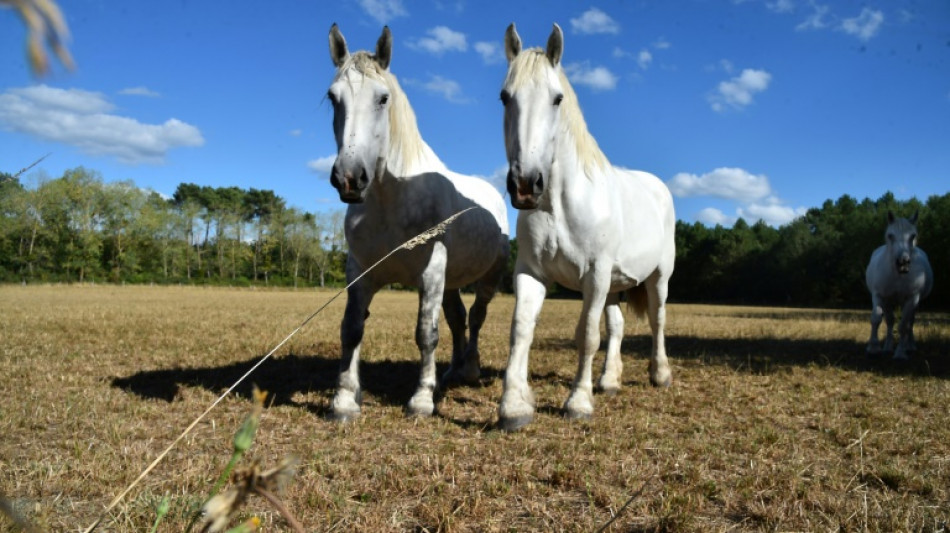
461;255;506;381
597;292;623;395
440;288;472;386
644;276;672;388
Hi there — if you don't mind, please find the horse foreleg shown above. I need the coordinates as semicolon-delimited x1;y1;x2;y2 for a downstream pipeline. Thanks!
440;288;471;386
597;292;624;395
895;297;920;360
564;274;609;421
498;270;546;432
646;275;672;388
407;243;448;417
883;305;896;353
332;274;374;422
867;295;884;355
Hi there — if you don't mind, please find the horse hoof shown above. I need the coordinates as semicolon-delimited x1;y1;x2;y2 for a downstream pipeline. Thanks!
498;414;533;432
564;409;593;422
406;396;436;417
329;409;360;423
650;375;672;388
598;386;620;397
441;367;480;387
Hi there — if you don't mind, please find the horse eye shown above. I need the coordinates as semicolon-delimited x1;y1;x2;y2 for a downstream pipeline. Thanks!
500;90;511;106
553;94;564;106
378;94;390;106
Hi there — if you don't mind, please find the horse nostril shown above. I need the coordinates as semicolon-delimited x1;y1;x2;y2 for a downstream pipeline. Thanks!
535;173;544;193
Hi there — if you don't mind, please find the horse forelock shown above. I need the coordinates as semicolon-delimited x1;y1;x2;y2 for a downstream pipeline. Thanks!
886;216;918;246
334;51;437;176
504;49;609;177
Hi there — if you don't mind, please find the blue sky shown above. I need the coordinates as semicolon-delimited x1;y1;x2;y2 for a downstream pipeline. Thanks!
1;0;948;231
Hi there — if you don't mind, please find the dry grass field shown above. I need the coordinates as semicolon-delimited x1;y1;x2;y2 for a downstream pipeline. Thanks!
2;285;949;532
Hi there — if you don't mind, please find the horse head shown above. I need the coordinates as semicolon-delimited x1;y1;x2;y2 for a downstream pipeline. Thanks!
886;210;919;274
326;24;394;203
500;23;566;210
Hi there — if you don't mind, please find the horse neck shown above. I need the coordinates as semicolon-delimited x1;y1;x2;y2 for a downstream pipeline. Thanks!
546;118;608;209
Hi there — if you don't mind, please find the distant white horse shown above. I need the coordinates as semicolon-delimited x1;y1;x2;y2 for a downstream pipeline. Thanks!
496;24;676;431
865;210;933;360
325;24;510;420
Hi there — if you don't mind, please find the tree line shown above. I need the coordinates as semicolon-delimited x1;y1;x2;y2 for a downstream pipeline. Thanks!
672;192;949;310
0;167;347;287
1;167;946;310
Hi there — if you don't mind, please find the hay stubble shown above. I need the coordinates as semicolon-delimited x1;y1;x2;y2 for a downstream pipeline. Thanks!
1;286;948;531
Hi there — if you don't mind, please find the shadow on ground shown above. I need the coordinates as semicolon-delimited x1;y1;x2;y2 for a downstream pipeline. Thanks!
113;333;948;420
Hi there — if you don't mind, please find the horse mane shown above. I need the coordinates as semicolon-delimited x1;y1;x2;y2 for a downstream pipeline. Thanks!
504;48;610;177
334;51;444;176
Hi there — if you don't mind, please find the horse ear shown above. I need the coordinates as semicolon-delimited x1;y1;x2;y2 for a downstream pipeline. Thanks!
505;23;521;63
545;23;564;66
909;210;919;225
887;210;895;224
329;23;349;68
375;26;393;70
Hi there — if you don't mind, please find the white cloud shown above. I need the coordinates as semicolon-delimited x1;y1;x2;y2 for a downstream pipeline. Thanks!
119;86;161;98
0;85;203;164
570;7;620;34
652;38;671;50
667;167;772;203
564;62;618;91
696;207;734;227
475;165;509;195
409;26;467;55
738;201;807;226
709;68;771;112
308;155;335;173
766;0;794;14
474;41;504;65
636;49;653;70
357;0;407;25
289;129;302;137
405;75;470;104
796;3;830;31
840;8;884;41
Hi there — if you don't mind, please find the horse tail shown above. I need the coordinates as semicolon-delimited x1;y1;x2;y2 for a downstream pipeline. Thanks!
625;285;648;322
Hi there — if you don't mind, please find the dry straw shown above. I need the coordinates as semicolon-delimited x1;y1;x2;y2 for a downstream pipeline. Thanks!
82;206;476;533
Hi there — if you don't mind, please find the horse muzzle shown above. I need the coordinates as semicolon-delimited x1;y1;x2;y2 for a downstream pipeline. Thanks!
506;168;543;210
896;256;911;274
330;166;370;204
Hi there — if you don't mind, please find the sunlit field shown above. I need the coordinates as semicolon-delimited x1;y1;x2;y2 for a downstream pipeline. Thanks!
2;285;948;532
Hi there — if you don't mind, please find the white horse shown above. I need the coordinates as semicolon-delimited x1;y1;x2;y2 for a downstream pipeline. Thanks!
497;24;676;431
865;210;933;360
325;24;510;420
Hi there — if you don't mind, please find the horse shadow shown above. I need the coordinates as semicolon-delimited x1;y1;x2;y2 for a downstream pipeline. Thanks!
534;326;950;385
111;324;948;424
112;341;427;416
110;341;509;418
